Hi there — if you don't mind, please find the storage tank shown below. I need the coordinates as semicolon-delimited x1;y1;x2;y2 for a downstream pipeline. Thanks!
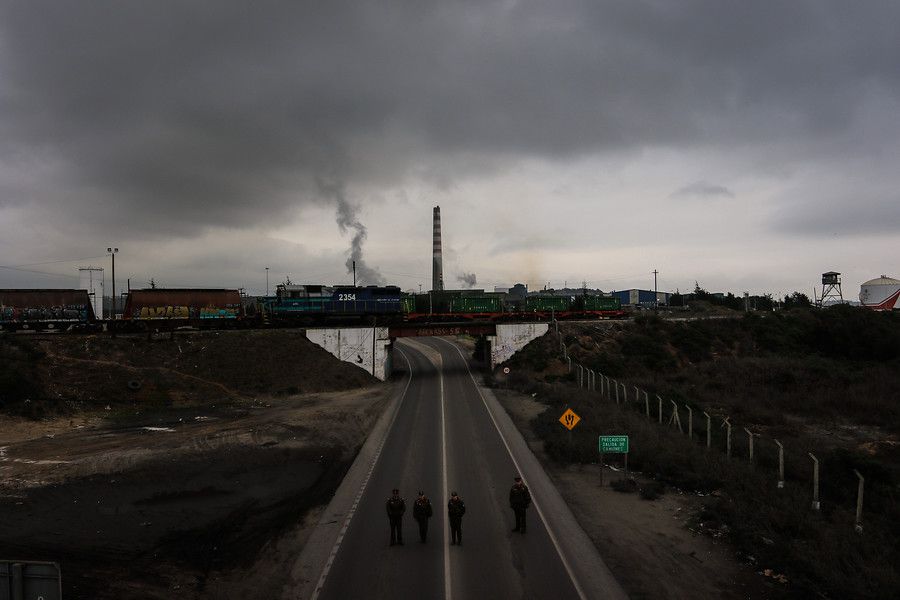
859;275;900;310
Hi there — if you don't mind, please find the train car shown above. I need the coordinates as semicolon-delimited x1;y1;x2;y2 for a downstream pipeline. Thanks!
0;289;96;331
582;295;626;319
525;296;572;313
122;288;243;329
450;295;502;314
265;284;403;324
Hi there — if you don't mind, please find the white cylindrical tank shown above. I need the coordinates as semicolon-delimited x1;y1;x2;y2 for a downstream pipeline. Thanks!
859;275;900;310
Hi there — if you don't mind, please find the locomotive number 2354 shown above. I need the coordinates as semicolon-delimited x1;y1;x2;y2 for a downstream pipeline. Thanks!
338;294;357;301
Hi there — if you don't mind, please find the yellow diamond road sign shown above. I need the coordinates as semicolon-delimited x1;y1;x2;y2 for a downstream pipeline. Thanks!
559;408;581;430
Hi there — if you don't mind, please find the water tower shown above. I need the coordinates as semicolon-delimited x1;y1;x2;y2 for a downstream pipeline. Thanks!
818;271;844;307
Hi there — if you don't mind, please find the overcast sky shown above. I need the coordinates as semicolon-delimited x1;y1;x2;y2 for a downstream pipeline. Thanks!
1;1;898;297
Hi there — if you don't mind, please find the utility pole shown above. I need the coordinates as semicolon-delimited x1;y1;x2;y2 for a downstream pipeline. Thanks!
352;260;357;287
107;247;118;336
265;267;269;296
653;269;659;310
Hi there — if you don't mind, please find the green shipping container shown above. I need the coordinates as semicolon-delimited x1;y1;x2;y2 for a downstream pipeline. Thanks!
412;291;461;313
583;296;621;311
401;295;416;313
451;296;501;313
525;296;572;311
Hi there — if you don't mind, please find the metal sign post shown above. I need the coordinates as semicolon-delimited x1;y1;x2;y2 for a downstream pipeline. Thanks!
599;435;630;485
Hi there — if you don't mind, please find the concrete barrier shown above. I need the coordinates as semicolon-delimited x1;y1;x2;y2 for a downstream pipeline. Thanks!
488;323;549;368
305;327;393;381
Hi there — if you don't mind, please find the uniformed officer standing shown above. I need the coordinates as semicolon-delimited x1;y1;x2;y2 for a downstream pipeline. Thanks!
413;491;433;543
386;488;406;546
447;491;466;545
509;476;531;533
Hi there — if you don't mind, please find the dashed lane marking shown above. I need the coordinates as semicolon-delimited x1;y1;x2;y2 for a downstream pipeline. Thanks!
435;337;590;600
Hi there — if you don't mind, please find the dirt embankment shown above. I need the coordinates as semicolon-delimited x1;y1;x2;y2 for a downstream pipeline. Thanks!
493;310;900;599
0;329;392;599
1;329;375;420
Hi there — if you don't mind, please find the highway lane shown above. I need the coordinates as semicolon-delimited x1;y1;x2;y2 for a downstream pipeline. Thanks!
315;337;619;600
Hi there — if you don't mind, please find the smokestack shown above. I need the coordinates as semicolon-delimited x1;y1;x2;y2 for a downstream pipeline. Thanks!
432;206;443;291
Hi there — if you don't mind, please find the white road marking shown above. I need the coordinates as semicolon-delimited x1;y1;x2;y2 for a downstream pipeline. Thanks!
435;337;590;600
440;358;451;600
309;348;415;600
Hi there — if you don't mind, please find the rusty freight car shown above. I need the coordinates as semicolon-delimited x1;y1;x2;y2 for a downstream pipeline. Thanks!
122;289;243;329
0;289;97;331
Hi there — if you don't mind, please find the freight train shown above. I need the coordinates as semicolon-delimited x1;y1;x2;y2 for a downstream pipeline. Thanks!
1;285;625;332
261;284;625;325
0;289;97;332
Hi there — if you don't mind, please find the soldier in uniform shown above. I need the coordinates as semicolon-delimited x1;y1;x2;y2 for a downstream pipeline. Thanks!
447;491;466;545
412;490;433;543
509;476;531;533
386;488;406;546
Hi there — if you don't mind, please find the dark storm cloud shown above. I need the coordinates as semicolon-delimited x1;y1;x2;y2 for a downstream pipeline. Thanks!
1;0;899;238
670;181;734;199
774;195;900;237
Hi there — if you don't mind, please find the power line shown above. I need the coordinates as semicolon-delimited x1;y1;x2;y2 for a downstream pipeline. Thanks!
0;264;79;278
3;254;108;268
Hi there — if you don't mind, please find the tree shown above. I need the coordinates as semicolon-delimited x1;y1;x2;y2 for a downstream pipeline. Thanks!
782;291;812;309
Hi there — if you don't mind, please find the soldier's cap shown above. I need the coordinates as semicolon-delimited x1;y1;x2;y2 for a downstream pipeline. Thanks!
514;476;522;481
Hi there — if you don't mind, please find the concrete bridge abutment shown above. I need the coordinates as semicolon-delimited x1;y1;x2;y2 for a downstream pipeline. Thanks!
305;326;393;381
487;322;549;369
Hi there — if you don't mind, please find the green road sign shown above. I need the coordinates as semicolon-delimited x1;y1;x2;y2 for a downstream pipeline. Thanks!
599;435;629;453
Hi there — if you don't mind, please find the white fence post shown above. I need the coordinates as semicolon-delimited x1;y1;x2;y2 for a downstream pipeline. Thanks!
686;405;693;439
614;380;620;404
744;427;754;462
669;400;683;433
853;469;864;533
722;417;732;458
774;439;785;488
808;453;820;510
703;412;711;448
644;391;650;418
657;395;663;424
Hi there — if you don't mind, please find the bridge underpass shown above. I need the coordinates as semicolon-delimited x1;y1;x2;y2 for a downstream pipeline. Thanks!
305;322;549;380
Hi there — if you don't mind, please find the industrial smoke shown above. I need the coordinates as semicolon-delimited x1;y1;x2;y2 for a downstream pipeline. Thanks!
457;273;477;288
318;177;384;285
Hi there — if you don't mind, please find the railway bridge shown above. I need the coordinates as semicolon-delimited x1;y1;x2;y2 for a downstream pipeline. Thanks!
305;321;549;380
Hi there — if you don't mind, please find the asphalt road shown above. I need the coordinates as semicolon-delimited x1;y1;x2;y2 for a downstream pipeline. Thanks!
312;337;625;600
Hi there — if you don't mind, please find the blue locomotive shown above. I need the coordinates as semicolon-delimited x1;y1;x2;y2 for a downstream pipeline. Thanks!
262;284;403;324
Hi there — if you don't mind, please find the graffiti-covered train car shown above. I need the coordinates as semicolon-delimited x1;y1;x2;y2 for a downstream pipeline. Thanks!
122;289;243;329
0;289;96;331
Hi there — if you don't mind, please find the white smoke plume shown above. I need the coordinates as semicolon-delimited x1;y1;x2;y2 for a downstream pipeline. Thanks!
318;178;384;285
457;272;477;288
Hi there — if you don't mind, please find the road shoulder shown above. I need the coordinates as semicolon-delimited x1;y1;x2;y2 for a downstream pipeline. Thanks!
495;388;776;600
281;361;412;600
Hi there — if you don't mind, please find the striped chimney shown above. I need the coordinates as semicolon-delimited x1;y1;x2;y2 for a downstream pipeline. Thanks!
432;206;443;291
